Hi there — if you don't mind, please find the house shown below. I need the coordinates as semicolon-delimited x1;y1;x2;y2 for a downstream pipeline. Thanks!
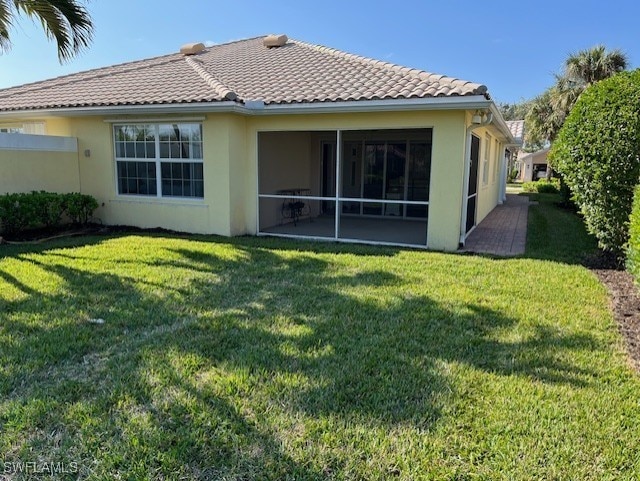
515;148;550;182
0;35;517;250
504;119;524;180
502;120;550;182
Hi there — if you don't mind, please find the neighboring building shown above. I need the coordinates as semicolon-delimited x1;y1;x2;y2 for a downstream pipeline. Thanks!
505;120;524;180
515;148;550;182
0;35;517;250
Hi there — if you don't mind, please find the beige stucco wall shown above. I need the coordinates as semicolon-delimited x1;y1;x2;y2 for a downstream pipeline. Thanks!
0;149;80;194
0;108;510;251
473;126;503;224
43;115;238;235
463;114;506;230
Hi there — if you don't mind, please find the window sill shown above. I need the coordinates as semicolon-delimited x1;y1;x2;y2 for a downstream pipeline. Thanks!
110;196;208;208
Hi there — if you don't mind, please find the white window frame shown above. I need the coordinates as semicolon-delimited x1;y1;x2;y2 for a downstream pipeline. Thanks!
113;123;204;199
492;138;500;184
482;133;491;187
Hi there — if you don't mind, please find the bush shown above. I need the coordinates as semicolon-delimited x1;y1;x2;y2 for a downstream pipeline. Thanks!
550;69;640;256
0;194;35;234
63;193;98;225
627;185;640;282
522;179;559;194
557;175;574;208
34;191;66;227
0;191;98;236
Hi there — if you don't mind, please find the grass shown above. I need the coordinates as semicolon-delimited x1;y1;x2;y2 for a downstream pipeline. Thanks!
1;197;639;479
506;182;523;194
525;192;599;264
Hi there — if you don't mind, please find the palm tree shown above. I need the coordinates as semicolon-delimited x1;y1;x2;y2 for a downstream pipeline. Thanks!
565;44;628;87
525;45;628;148
0;0;93;62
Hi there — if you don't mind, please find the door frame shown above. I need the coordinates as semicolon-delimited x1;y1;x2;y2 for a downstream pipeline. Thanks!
466;134;480;234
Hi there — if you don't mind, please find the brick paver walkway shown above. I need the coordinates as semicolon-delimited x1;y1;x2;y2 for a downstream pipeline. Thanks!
462;194;531;256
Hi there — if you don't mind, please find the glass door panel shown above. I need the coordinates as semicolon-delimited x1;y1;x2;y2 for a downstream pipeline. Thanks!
341;141;362;215
362;142;384;215
384;142;406;216
321;141;336;215
406;141;431;218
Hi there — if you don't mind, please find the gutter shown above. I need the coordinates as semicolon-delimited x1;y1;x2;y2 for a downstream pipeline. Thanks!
0;95;493;119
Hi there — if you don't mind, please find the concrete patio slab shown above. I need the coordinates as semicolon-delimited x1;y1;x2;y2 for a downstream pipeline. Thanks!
462;194;532;256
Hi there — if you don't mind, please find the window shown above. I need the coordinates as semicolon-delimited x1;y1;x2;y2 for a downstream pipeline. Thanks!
482;133;491;186
0;122;45;134
492;139;500;183
114;123;203;198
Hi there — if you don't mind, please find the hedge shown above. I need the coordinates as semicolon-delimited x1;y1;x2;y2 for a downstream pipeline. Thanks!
0;191;98;235
549;69;640;255
522;179;560;194
627;186;640;283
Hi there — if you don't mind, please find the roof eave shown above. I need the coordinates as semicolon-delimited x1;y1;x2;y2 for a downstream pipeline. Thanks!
0;96;494;119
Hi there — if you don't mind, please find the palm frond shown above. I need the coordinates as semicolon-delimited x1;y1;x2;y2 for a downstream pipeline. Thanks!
0;0;14;52
12;0;93;62
565;44;628;86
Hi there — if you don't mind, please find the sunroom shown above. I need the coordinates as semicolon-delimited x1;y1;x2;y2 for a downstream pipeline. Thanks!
257;128;432;247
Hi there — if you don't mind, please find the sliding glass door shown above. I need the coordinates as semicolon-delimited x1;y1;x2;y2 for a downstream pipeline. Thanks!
341;135;430;220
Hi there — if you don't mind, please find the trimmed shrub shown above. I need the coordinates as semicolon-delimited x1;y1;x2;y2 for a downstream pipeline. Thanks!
34;191;66;227
0;194;35;234
0;191;98;236
522;179;559;194
627;185;640;282
550;69;640;255
64;193;99;225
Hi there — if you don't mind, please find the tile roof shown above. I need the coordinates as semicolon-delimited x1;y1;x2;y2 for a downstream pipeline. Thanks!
0;36;489;112
505;120;525;142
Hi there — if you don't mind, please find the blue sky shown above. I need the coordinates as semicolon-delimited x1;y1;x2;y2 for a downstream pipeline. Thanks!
1;0;639;104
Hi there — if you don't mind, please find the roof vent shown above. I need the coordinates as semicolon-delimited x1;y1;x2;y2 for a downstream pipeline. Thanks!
180;42;205;55
263;34;288;48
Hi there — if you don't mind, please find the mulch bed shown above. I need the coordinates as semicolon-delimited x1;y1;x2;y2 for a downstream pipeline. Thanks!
0;224;184;245
591;269;640;371
584;252;640;371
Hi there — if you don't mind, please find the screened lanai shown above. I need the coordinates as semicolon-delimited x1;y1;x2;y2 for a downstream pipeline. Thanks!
257;129;432;247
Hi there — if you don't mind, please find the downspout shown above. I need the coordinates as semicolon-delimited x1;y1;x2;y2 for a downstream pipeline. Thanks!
459;111;493;246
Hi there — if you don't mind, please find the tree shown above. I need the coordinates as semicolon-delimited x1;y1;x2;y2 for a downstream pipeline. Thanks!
525;45;628;148
498;100;532;121
549;69;640;256
0;0;93;62
524;89;559;150
565;44;627;87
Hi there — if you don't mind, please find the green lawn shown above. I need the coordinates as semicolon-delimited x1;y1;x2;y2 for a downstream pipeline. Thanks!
1;196;639;479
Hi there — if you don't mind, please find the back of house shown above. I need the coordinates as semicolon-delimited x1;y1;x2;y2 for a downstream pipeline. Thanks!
0;35;516;250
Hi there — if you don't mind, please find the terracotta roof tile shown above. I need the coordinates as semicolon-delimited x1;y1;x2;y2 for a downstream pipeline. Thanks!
0;36;489;112
505;120;525;142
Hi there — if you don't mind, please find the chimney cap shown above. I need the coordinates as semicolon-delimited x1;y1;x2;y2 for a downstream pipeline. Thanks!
180;42;205;55
263;34;288;48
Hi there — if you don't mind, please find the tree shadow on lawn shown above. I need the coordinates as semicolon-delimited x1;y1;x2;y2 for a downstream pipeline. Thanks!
0;236;604;477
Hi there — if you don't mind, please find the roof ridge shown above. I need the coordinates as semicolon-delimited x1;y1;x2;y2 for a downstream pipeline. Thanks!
293;38;488;96
0;53;183;99
184;56;237;101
